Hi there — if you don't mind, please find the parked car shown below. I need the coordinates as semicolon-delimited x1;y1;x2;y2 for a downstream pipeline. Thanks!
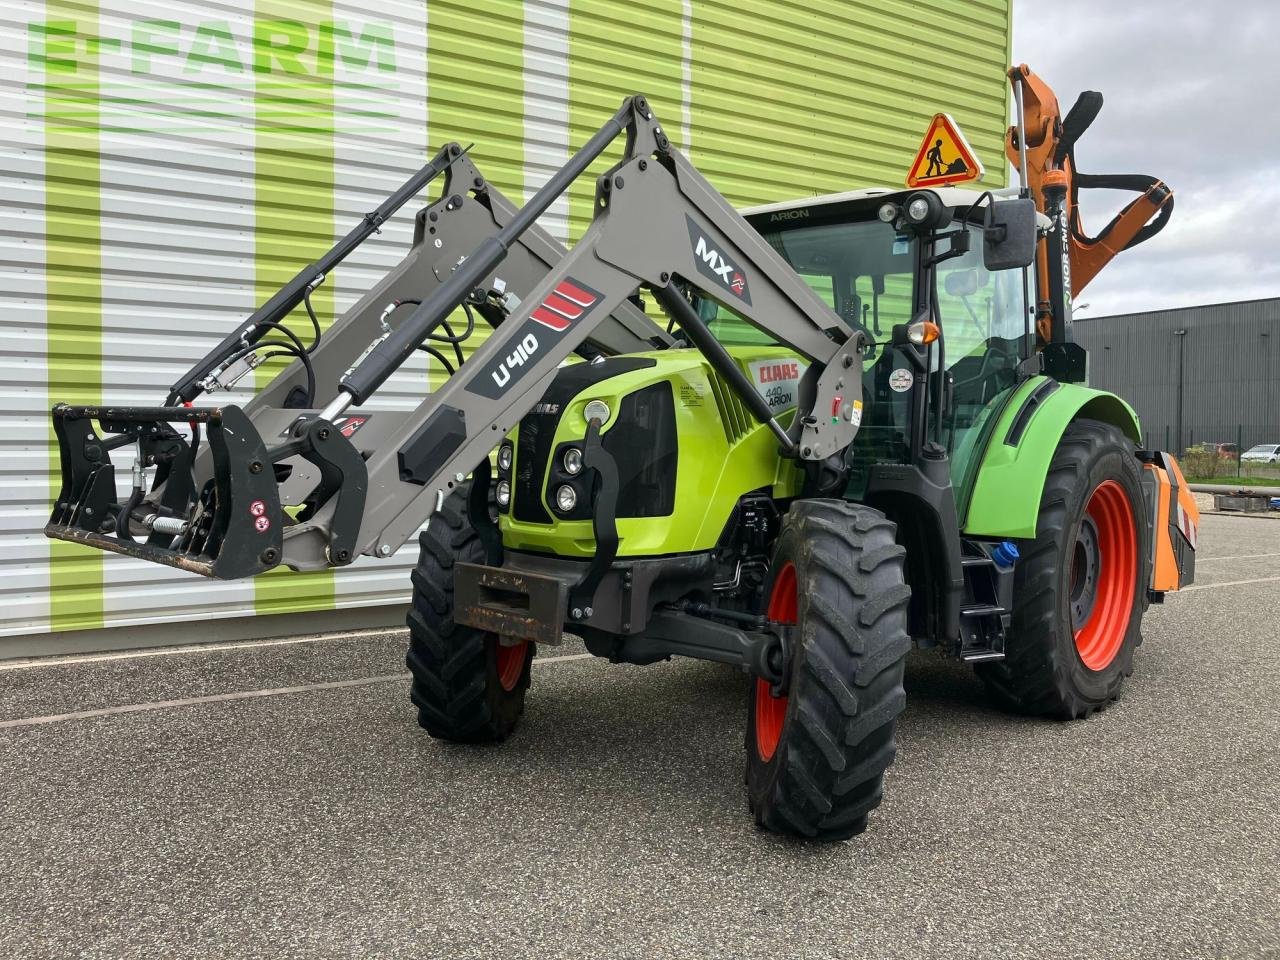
1242;443;1280;464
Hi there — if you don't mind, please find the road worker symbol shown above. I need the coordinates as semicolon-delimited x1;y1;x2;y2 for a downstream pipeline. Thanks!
907;113;984;188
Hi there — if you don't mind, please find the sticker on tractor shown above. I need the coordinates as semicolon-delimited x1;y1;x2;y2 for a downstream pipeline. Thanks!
336;415;368;438
889;368;913;392
686;216;752;306
851;399;864;426
906;113;984;188
747;357;806;412
249;499;267;518
254;515;271;533
278;414;371;439
467;278;604;401
679;378;707;408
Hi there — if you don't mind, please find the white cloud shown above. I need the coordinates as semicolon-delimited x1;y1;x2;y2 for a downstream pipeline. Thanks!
1013;0;1280;315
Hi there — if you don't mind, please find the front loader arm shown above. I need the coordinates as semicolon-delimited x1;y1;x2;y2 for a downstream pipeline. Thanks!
320;95;866;564
248;148;671;417
48;95;864;579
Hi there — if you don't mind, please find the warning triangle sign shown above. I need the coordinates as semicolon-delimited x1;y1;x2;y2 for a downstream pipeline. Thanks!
906;113;984;188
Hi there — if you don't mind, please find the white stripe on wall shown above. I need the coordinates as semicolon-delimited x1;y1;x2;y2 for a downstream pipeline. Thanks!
0;1;51;635
94;0;259;625
330;1;433;610
522;0;571;243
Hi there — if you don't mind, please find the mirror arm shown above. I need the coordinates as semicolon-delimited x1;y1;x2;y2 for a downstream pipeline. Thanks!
926;230;971;268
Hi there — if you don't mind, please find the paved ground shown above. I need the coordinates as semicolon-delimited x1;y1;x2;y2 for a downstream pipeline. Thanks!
2;514;1277;960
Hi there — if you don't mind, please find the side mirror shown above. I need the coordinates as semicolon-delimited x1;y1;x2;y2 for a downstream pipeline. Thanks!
983;198;1037;271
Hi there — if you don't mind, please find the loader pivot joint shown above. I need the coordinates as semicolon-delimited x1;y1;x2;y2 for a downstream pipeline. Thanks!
265;416;368;567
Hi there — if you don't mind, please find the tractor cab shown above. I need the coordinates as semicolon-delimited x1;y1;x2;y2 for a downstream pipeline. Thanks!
707;185;1040;513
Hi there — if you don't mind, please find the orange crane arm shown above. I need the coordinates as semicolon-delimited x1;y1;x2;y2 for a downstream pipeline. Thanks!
1005;64;1174;338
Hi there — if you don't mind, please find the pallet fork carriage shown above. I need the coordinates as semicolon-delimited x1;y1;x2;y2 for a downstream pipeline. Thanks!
45;73;1196;840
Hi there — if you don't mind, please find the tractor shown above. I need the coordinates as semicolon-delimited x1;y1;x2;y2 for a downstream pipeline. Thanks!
47;66;1196;839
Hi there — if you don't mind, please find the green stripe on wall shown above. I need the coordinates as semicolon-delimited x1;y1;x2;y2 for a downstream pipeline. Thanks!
689;0;1009;208
253;1;336;615
567;0;684;239
424;0;524;389
425;0;524;201
40;4;105;631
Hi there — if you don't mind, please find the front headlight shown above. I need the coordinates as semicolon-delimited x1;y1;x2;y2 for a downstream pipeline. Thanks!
497;442;513;472
555;484;577;513
583;399;610;425
495;480;511;507
563;447;583;475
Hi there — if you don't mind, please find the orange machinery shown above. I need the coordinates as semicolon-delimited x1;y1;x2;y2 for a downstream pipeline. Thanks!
1005;64;1175;344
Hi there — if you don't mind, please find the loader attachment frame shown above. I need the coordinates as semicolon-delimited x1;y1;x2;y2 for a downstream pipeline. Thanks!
47;95;866;578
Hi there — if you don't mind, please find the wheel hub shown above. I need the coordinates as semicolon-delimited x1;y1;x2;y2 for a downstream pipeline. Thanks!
1070;514;1100;630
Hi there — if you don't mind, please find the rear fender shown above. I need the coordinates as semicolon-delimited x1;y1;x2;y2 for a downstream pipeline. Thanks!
963;377;1142;539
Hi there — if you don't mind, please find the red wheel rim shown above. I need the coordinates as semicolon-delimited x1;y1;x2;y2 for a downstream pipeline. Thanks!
495;639;528;692
1072;480;1137;671
755;561;797;762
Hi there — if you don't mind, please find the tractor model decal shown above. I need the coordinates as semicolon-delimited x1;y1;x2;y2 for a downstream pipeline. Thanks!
687;215;752;306
748;357;806;412
467;277;604;400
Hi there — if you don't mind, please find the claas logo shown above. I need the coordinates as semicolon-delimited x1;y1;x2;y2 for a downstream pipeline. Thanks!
757;361;800;383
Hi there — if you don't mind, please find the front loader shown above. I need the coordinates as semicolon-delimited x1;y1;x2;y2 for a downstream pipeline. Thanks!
46;69;1196;840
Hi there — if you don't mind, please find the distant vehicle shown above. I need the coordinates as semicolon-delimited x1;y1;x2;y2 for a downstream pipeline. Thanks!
1198;442;1239;459
1242;444;1280;464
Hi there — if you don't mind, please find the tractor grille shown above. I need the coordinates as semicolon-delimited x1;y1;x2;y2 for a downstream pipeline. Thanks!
602;382;677;518
706;370;753;445
511;356;657;525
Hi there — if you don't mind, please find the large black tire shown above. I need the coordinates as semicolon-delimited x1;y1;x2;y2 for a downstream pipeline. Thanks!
746;500;912;841
977;419;1149;719
405;483;533;742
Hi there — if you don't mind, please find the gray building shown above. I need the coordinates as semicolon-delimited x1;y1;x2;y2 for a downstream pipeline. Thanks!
1073;297;1279;454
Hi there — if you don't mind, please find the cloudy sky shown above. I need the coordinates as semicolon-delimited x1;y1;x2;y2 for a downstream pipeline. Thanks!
1011;0;1277;316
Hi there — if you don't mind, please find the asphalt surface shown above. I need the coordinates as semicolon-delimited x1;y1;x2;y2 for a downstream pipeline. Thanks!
2;514;1277;960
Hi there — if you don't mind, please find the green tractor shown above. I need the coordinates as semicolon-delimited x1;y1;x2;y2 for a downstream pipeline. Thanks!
48;69;1195;840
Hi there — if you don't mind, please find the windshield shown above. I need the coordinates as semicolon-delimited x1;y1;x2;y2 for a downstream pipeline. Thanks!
697;218;916;350
935;226;1028;364
694;219;1026;368
687;209;1030;506
937;223;1029;501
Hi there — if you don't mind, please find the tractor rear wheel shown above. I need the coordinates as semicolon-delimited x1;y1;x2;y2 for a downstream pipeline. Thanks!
977;419;1149;718
405;482;533;742
746;499;911;840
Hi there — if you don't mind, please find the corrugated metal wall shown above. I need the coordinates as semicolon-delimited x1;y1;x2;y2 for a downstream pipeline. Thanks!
1;0;1011;642
1074;298;1280;454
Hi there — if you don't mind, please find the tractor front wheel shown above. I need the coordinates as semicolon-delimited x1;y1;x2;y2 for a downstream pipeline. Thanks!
746;500;911;840
977;419;1149;718
405;482;533;742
